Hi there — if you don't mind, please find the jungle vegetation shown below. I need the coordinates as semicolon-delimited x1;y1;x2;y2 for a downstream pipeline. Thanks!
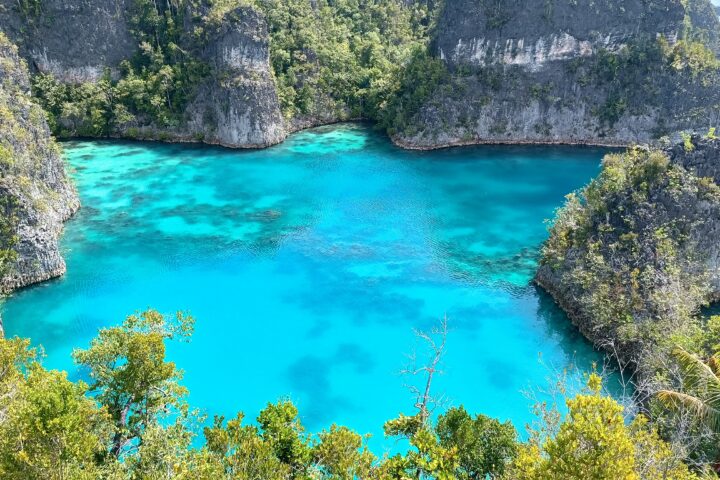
28;0;441;138
0;309;703;480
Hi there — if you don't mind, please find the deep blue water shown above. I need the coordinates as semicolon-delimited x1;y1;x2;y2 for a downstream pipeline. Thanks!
2;124;612;452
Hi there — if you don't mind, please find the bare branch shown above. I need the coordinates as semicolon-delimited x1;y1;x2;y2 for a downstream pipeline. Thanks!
400;314;450;426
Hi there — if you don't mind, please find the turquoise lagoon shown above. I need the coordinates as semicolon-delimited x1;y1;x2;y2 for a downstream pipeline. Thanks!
2;124;614;452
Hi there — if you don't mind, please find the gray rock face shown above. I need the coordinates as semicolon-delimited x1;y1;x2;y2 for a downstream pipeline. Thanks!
0;0;136;82
436;0;684;72
667;134;720;182
665;138;720;293
0;33;79;295
397;0;720;148
0;0;288;148
184;7;286;148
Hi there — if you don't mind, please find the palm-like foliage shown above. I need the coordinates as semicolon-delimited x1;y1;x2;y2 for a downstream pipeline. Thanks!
657;347;720;433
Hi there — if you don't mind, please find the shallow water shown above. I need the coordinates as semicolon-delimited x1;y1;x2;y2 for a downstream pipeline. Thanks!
3;124;613;451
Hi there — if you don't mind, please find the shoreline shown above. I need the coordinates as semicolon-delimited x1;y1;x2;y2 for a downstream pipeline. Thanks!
62;118;371;152
57;120;638;152
390;133;632;151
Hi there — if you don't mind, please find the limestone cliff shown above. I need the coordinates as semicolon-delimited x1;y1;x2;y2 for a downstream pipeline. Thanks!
394;0;720;148
119;4;286;148
183;6;285;147
0;0;286;148
0;32;79;295
535;136;720;374
0;0;137;83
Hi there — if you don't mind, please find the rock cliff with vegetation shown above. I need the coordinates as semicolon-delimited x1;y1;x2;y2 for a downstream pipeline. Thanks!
3;0;718;149
183;5;285;147
391;0;720;148
0;32;78;295
0;0;286;147
0;0;435;147
536;134;720;380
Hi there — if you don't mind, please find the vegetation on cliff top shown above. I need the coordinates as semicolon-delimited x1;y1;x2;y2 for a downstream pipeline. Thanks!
540;144;718;356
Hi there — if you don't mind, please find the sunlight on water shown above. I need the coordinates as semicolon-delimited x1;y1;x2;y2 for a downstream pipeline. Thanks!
2;124;616;453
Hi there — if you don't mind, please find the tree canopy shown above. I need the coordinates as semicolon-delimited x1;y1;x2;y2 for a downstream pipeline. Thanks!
0;309;703;479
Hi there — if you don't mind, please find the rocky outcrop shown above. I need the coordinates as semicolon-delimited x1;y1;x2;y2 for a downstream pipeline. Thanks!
0;32;79;295
435;0;684;71
182;6;285;148
395;0;720;148
0;0;287;148
535;137;720;373
0;0;137;82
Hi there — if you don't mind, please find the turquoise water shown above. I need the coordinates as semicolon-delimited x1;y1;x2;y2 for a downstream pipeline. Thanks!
3;124;611;451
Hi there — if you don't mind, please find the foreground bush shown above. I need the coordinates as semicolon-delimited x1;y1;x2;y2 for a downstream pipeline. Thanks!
0;309;702;479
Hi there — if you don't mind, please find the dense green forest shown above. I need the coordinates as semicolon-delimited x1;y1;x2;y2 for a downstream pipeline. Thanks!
29;0;441;138
246;0;435;121
0;308;705;479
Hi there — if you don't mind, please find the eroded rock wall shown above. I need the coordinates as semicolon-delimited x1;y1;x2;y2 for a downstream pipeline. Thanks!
0;0;137;82
436;0;684;72
396;0;720;148
0;33;79;295
0;0;287;148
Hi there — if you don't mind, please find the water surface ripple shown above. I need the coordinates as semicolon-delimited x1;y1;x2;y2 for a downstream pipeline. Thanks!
3;124;614;451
